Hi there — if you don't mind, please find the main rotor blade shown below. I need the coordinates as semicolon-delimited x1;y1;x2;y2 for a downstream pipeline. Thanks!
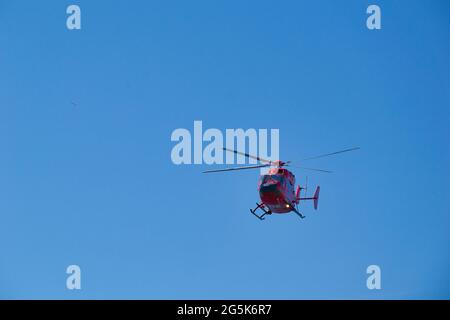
203;164;270;174
301;147;360;161
289;165;333;173
222;148;272;164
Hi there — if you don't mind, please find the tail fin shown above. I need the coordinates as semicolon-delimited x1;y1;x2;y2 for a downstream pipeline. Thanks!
313;186;320;210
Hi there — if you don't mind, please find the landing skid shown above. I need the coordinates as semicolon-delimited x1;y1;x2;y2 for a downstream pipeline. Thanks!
291;205;305;219
250;202;305;220
250;203;272;221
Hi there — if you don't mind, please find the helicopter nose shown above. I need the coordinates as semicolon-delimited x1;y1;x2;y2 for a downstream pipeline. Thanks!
259;182;278;194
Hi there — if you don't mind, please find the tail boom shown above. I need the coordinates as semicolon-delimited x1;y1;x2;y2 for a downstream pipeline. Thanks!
298;186;320;210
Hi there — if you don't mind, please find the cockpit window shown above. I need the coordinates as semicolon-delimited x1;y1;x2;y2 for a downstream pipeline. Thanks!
260;175;285;184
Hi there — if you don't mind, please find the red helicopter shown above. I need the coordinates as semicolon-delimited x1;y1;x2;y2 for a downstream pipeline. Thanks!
203;147;359;220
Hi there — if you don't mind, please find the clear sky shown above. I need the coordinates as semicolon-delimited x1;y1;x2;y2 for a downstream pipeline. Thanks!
0;0;449;299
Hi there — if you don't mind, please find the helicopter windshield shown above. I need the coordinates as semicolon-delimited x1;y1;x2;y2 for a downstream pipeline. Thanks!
260;174;284;184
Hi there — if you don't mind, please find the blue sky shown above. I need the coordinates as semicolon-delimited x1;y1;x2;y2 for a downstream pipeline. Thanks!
0;0;449;299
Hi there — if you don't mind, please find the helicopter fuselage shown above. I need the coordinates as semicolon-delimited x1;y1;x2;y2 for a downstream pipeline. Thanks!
258;167;297;213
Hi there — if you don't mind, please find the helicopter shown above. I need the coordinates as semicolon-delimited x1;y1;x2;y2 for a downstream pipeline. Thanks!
203;147;360;220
